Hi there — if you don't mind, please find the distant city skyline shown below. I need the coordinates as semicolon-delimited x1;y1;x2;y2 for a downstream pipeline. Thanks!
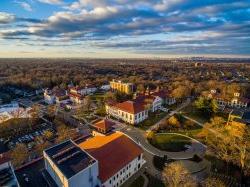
0;0;250;58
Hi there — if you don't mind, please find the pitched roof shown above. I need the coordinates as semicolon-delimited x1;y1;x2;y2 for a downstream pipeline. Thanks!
78;132;143;183
115;101;145;114
69;93;84;99
92;119;115;133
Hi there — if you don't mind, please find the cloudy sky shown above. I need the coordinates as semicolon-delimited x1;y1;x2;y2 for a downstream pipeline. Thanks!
0;0;250;58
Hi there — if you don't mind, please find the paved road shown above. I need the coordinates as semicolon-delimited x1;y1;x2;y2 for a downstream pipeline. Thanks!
121;126;206;160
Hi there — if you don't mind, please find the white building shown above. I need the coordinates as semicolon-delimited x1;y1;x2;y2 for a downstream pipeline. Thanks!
100;84;111;91
70;86;97;96
106;100;148;125
208;90;249;108
0;153;20;187
78;132;145;187
44;89;56;104
44;140;100;187
44;132;145;187
0;102;31;123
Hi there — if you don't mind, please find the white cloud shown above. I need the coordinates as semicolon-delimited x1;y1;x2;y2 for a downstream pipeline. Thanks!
37;0;63;5
0;12;15;24
16;1;33;11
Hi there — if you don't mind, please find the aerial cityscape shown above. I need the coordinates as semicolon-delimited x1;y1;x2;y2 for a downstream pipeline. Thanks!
0;1;250;187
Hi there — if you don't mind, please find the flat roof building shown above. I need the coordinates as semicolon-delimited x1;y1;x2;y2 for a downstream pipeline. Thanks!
44;140;99;187
43;132;145;187
110;80;134;94
0;153;20;187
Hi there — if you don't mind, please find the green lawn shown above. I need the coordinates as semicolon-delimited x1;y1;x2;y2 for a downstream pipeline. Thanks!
128;176;145;187
150;134;192;152
168;129;203;139
137;111;167;130
180;103;210;124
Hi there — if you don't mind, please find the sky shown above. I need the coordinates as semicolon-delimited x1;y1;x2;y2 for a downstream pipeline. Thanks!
0;0;250;58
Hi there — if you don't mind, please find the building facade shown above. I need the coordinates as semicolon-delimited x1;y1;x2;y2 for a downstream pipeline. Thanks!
0;153;20;187
106;101;148;125
110;80;134;94
208;90;249;108
44;140;100;187
43;132;145;187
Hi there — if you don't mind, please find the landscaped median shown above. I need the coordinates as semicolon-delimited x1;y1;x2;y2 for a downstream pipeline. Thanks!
147;132;192;152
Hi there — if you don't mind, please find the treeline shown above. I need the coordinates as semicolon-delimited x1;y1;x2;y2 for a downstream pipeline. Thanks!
0;59;249;99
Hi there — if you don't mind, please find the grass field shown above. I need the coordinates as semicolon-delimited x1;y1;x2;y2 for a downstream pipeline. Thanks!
137;111;167;130
150;133;192;152
180;103;210;124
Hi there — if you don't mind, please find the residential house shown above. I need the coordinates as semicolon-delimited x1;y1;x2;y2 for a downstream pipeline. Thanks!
70;85;97;96
208;90;249;108
44;89;56;104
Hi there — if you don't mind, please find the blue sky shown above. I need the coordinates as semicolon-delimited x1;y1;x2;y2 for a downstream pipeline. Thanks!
0;0;250;58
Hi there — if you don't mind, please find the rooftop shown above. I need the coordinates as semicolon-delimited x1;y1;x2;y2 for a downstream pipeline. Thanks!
44;140;96;179
92;119;115;133
115;100;145;114
0;154;19;187
78;132;143;183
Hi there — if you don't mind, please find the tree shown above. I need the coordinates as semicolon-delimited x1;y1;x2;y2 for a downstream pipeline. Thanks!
35;141;51;156
202;177;225;187
194;97;218;118
199;117;250;176
43;130;54;140
168;116;181;128
137;84;145;93
162;162;197;187
104;92;117;101
171;85;191;99
83;95;92;112
29;104;41;129
10;143;29;167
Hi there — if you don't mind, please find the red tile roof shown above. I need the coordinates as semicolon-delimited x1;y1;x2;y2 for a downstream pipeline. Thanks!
115;101;145;114
0;153;10;165
93;119;115;133
69;93;84;99
78;132;143;183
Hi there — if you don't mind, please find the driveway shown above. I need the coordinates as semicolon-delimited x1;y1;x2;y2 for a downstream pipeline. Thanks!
120;126;206;160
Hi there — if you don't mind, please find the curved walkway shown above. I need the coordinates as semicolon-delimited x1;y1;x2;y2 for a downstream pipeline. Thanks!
121;127;206;160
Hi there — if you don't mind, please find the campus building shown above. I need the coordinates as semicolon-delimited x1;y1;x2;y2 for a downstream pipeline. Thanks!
110;80;134;94
105;100;148;125
208;90;249;108
0;153;20;187
44;140;100;187
43;132;145;187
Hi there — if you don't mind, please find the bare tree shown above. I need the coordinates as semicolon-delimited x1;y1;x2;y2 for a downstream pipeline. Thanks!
162;162;197;187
